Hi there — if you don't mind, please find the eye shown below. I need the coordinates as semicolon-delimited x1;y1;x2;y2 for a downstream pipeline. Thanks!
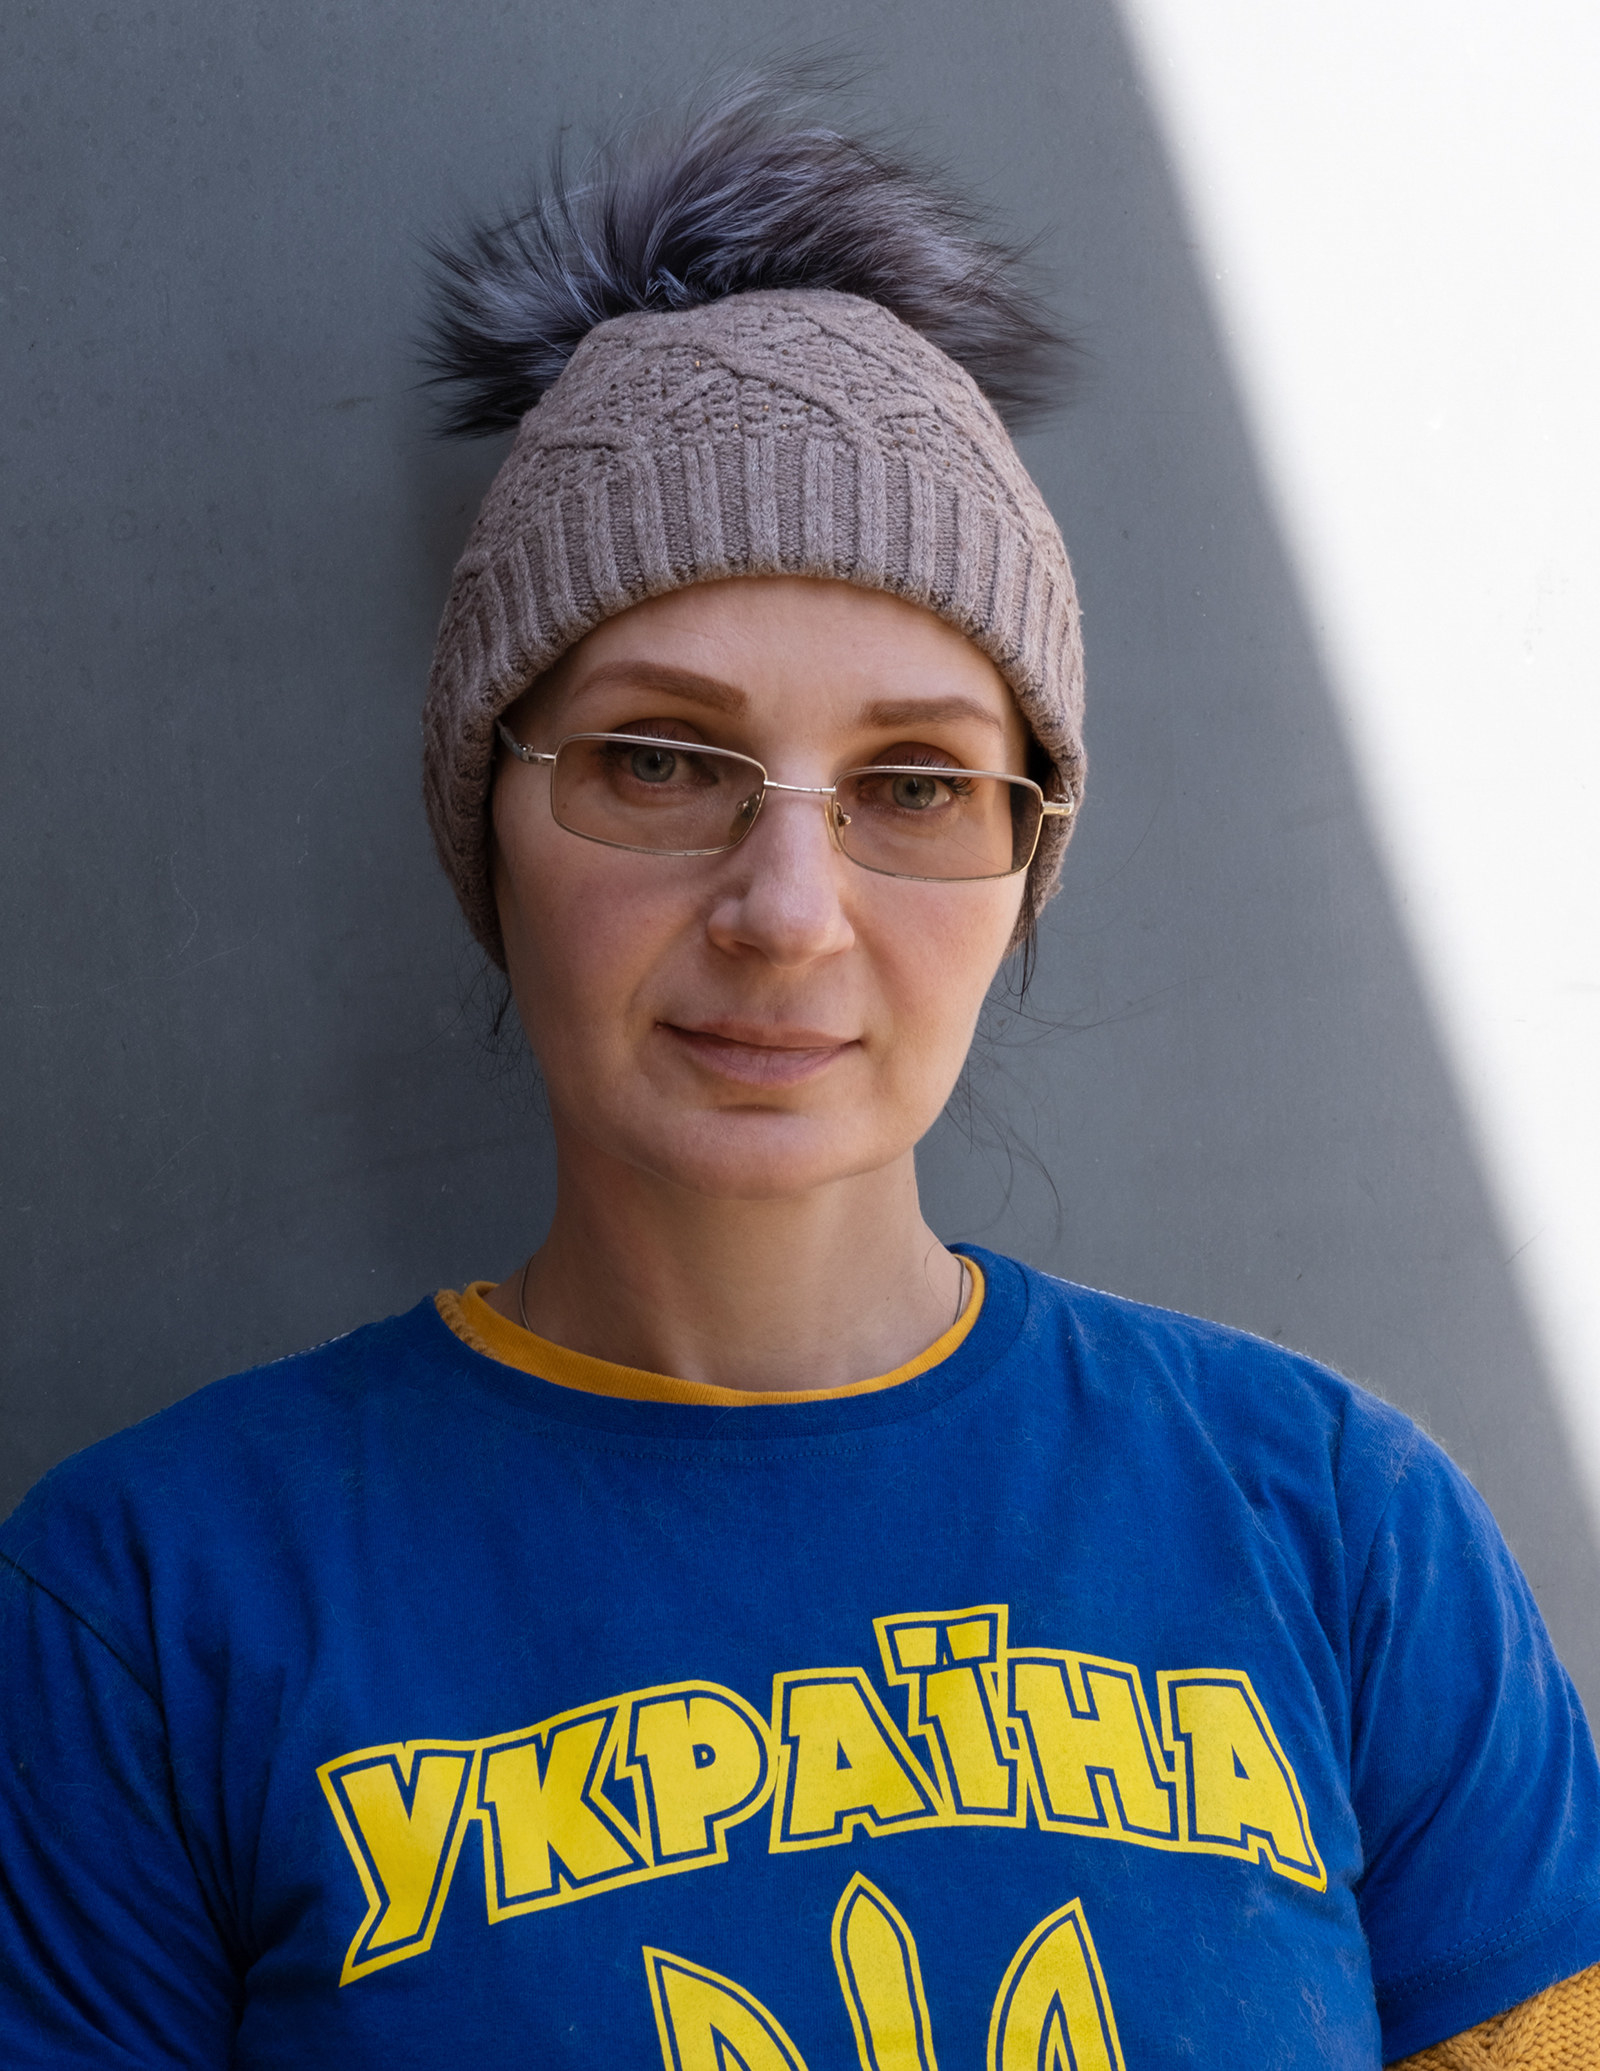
889;772;944;812
593;723;711;787
846;766;974;818
629;744;679;785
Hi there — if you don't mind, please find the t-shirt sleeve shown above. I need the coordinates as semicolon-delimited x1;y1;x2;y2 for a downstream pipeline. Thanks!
0;1553;240;2067
1347;1427;1600;2061
1390;1961;1600;2068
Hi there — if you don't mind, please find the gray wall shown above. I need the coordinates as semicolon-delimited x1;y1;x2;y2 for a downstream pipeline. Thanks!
5;0;1597;1712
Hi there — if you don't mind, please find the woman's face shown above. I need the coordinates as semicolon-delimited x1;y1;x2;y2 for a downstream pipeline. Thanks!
491;575;1030;1201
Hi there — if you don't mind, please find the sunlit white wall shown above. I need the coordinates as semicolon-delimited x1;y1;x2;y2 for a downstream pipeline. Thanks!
1117;0;1600;1520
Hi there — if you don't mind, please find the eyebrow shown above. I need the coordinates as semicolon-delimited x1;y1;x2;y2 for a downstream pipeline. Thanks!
565;665;1006;738
565;661;749;714
862;695;1007;737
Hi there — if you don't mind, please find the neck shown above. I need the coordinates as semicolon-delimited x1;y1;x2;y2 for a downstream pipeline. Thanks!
487;1134;964;1393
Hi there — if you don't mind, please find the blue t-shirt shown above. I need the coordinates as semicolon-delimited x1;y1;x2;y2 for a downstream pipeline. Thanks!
2;1249;1597;2067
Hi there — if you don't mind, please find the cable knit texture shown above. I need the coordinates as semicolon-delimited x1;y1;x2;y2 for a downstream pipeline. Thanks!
1391;1965;1600;2069
423;287;1084;961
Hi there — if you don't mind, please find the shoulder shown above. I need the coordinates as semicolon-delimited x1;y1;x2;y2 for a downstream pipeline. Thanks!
4;1299;453;1507
982;1249;1476;1594
0;1297;463;1662
997;1249;1424;1474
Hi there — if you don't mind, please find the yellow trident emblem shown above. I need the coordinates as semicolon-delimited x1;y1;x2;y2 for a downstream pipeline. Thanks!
645;1875;1125;2071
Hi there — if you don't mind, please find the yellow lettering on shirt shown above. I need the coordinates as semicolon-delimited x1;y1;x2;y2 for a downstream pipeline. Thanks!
319;1614;1324;1982
1008;1651;1179;1843
876;1608;1020;1823
477;1703;644;1911
1159;1670;1326;1888
626;1683;772;1865
771;1670;940;1850
318;1742;476;1983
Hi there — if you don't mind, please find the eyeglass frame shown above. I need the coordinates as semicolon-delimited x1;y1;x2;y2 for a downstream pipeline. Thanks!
495;723;1075;882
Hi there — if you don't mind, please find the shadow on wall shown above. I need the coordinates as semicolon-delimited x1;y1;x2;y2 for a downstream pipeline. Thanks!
1;0;1595;1711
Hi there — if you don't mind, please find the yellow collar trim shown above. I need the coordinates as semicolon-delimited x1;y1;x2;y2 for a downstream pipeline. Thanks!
435;1258;985;1407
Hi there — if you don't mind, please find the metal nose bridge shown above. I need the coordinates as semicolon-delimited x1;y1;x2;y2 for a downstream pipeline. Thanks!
739;777;851;846
758;778;839;799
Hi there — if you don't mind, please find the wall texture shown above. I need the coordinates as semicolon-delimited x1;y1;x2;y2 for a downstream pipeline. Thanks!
4;0;1596;1710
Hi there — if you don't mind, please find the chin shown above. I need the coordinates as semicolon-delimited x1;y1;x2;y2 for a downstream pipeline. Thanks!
634;1110;901;1202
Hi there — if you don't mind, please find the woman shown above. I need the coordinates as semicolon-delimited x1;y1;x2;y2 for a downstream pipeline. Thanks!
1;84;1596;2069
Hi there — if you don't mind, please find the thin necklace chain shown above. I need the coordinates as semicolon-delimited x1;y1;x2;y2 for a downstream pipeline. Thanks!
517;1256;970;1350
518;1250;536;1332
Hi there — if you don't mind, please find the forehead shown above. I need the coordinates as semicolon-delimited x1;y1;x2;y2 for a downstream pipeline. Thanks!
527;575;1023;747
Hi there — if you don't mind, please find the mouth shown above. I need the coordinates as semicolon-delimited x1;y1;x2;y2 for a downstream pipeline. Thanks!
659;1020;859;1088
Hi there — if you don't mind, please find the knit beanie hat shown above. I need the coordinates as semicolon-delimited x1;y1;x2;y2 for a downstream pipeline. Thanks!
422;82;1085;964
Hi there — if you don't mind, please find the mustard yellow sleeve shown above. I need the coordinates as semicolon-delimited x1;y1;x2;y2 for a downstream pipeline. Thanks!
1389;1963;1600;2068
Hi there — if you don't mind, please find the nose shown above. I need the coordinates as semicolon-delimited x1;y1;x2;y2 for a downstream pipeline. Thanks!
704;785;856;967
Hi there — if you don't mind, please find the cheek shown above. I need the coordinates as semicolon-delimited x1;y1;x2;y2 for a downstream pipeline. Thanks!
492;802;675;1058
865;883;1024;1082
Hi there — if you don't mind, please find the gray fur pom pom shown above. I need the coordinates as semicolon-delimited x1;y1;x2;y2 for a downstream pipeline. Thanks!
423;71;1079;436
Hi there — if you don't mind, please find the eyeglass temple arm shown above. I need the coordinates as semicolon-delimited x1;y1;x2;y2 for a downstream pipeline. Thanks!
496;722;556;766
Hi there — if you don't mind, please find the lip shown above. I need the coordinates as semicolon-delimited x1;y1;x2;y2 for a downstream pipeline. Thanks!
659;1020;859;1088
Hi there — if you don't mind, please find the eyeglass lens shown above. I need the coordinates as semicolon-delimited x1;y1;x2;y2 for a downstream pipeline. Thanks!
548;736;1042;880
